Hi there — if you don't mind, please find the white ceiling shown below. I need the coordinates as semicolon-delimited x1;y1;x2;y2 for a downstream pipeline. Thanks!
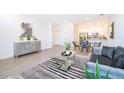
23;14;112;24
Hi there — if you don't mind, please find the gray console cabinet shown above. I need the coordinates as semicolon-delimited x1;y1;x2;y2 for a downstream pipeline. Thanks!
14;41;41;57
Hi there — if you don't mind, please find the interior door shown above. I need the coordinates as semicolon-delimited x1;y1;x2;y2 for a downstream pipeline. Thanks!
52;24;62;45
53;31;62;45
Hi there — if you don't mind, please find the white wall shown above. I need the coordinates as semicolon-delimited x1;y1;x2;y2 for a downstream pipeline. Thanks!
52;22;74;46
52;24;62;45
61;23;74;45
0;15;52;59
101;14;124;47
112;15;124;47
104;15;124;47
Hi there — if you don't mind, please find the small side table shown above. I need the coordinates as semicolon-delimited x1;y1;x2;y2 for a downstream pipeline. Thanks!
58;51;75;71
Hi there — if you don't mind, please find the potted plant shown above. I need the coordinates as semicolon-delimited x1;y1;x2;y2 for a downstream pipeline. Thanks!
64;42;71;54
26;35;32;40
82;59;110;79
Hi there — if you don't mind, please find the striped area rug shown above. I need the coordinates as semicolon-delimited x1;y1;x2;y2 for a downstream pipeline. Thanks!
15;57;88;79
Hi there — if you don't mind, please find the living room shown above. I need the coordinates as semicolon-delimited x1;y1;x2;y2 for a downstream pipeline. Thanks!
0;14;124;79
1;0;124;93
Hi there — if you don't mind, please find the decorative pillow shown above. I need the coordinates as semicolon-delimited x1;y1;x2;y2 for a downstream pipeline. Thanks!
114;53;124;69
114;46;124;58
111;53;121;67
101;46;115;60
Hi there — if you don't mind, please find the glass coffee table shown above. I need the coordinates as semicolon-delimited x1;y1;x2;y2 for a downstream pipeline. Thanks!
56;51;75;71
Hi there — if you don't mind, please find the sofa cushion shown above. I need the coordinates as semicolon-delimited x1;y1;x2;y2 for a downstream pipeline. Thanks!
111;46;124;67
114;53;124;69
101;46;115;60
90;54;112;66
114;46;124;58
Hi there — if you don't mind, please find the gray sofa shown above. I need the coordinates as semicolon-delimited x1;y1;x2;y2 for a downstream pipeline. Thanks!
90;46;124;69
86;62;124;79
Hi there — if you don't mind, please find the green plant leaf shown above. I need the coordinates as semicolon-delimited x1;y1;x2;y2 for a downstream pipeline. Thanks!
82;59;110;79
64;42;71;51
95;59;100;79
82;64;91;79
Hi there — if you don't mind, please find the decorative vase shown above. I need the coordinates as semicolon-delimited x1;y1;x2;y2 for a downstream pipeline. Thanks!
27;37;31;40
19;36;24;41
66;50;70;55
